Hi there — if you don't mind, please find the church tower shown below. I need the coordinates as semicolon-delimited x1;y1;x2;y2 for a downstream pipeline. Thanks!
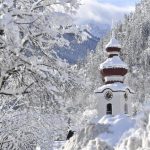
95;28;134;116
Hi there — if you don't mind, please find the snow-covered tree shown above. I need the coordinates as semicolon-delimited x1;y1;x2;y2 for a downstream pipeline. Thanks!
0;0;84;149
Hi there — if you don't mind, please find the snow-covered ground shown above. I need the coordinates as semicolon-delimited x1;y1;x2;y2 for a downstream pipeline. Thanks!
98;115;135;146
116;103;150;150
62;114;135;150
53;141;65;150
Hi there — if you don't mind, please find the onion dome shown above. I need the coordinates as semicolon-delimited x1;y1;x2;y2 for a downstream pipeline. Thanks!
105;38;121;53
99;56;128;84
99;33;128;84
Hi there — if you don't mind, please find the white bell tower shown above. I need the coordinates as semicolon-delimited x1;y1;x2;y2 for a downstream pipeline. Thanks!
95;28;135;116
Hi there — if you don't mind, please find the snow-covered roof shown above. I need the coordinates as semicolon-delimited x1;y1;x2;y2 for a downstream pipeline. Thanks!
105;38;121;49
99;56;128;70
95;82;135;93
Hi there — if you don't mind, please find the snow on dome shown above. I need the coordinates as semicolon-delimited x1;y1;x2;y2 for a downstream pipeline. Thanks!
95;82;135;93
105;38;121;49
99;56;128;70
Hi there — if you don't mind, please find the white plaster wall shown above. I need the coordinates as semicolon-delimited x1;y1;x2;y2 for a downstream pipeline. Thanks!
126;92;135;115
96;89;134;117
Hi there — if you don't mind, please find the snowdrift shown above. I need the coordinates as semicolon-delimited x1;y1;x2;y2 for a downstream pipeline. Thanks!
116;104;150;150
62;115;135;150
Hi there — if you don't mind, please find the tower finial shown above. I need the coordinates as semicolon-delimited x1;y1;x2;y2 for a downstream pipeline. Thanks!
111;19;115;38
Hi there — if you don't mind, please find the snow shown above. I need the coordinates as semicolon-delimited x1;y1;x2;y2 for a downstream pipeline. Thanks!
106;38;121;49
36;145;41;150
99;56;128;70
104;75;124;82
53;141;65;150
98;115;135;146
95;82;135;93
62;114;135;150
3;0;13;7
116;103;150;150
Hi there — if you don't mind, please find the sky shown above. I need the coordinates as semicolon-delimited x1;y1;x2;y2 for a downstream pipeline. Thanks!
75;0;140;25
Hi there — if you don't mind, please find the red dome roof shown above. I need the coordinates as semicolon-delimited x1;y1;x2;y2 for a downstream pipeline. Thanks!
106;47;121;52
100;68;128;77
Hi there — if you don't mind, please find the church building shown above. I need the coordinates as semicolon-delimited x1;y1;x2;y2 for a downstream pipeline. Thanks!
95;30;135;116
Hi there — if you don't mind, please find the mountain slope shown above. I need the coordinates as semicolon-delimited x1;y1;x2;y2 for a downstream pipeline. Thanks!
55;24;109;64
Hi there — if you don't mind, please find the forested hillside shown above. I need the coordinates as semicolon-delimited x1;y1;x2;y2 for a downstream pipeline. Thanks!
55;23;109;64
116;0;150;103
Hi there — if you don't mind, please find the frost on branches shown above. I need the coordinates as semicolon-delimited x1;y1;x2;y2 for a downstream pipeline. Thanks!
0;0;82;149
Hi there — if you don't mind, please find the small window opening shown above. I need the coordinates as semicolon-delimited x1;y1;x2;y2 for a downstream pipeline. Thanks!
106;103;112;115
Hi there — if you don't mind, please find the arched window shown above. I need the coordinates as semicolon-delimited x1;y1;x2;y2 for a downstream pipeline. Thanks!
124;103;128;114
106;103;112;115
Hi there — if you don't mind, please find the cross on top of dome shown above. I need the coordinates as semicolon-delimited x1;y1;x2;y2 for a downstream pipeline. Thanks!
106;20;121;49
